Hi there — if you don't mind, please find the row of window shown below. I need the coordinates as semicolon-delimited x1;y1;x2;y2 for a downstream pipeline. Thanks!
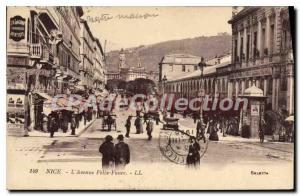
168;64;198;72
233;18;291;62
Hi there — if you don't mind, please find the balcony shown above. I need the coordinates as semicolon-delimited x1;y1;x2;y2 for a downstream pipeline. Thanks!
29;43;42;59
29;43;54;64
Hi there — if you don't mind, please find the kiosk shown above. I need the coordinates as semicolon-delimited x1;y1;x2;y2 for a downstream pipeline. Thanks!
239;85;267;138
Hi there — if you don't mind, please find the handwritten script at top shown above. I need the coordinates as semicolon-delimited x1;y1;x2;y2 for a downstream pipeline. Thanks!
86;13;159;23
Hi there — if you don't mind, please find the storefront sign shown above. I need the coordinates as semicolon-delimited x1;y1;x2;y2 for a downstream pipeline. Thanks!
9;15;25;42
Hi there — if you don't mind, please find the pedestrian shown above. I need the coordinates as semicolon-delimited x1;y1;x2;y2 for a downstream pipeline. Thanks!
193;112;197;124
75;113;80;129
155;113;160;125
58;111;63;131
41;112;48;132
115;134;130;169
99;135;115;169
259;118;266;143
107;114;113;131
208;119;219;141
125;116;132;138
134;115;143;134
62;113;69;133
196;119;206;143
134;115;140;134
146;118;154;140
71;113;76;135
49;115;57;138
186;137;201;168
143;113;148;123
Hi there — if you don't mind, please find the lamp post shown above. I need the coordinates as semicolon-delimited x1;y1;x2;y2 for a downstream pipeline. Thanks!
198;57;205;122
162;75;167;95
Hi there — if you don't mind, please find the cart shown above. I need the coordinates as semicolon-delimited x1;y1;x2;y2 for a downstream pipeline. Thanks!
162;117;179;131
102;114;117;131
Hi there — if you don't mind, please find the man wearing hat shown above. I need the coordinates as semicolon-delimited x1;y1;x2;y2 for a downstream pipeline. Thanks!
115;134;130;169
99;135;115;169
125;115;132;138
146;118;154;140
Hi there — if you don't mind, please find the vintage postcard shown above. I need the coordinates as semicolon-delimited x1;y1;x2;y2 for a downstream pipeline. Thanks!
6;6;295;190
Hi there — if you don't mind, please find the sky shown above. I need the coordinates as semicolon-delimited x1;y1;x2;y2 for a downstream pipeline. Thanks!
82;7;233;52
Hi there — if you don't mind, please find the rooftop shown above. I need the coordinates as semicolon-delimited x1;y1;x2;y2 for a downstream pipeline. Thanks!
161;53;202;65
167;60;231;82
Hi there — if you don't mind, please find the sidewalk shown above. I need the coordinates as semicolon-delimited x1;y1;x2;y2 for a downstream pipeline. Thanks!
173;112;293;145
27;118;96;137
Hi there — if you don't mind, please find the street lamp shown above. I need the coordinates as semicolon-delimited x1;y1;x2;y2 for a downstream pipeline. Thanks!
162;75;167;95
198;57;205;122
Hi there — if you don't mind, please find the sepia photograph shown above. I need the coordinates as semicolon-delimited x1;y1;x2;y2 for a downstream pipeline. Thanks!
6;5;295;190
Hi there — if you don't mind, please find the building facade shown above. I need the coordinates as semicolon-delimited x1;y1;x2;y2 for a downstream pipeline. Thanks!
7;6;106;136
93;38;106;90
79;19;94;90
163;55;231;100
228;7;294;114
158;54;202;82
161;7;294;116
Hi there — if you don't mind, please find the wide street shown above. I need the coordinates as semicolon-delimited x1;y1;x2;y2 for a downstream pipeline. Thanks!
8;106;294;167
7;103;294;189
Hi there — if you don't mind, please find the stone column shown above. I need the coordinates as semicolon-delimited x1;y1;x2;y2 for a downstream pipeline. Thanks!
274;8;282;54
243;28;247;61
220;79;223;98
249;79;252;87
255;79;260;88
272;77;276;110
263;78;268;96
266;14;271;54
287;76;294;114
214;79;218;98
257;20;262;56
227;81;232;99
235;80;239;98
276;78;280;110
211;78;214;95
237;31;241;60
241;79;245;95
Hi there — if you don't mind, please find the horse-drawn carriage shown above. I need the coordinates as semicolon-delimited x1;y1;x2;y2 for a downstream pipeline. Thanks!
102;114;117;131
162;116;179;131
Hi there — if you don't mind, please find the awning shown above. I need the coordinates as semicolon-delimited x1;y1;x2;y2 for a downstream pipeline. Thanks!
35;92;52;101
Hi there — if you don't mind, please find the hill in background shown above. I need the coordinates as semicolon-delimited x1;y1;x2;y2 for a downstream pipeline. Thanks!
105;33;231;72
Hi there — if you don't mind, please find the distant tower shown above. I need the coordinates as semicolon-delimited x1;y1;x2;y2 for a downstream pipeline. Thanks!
137;57;142;68
119;48;126;71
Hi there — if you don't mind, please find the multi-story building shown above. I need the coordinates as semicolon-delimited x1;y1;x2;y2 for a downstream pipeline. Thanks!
161;6;294;120
158;54;202;82
79;19;94;90
163;54;231;100
93;38;106;90
7;6;108;136
228;7;294;114
7;6;83;135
